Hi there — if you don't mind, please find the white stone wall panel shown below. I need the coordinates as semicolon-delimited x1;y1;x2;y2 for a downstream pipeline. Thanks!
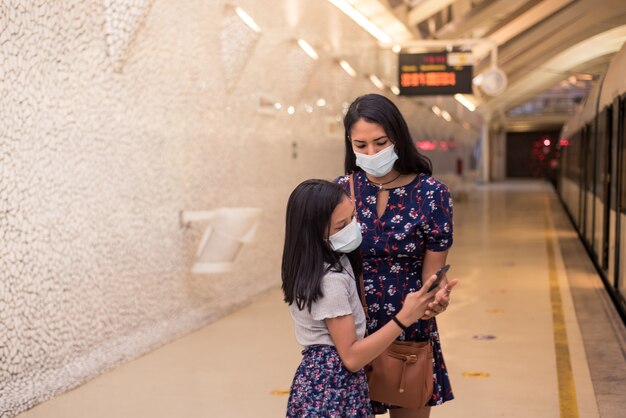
0;1;472;416
0;1;384;416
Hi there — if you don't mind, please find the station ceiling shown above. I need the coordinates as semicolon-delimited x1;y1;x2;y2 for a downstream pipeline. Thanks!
353;0;626;130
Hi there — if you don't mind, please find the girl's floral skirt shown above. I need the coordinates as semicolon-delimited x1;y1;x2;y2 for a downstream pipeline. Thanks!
286;345;374;417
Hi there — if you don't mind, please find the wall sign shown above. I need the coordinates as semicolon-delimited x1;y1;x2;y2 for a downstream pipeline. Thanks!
399;52;473;95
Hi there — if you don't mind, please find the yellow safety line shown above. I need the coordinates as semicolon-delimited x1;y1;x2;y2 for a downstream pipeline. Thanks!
544;197;579;418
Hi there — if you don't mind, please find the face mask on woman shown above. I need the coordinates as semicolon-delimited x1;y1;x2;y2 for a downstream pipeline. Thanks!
328;217;362;253
354;144;399;177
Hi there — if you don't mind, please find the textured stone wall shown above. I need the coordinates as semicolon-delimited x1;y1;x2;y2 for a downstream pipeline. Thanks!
0;1;473;416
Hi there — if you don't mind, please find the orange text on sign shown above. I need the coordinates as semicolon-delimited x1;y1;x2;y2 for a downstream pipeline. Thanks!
400;72;457;87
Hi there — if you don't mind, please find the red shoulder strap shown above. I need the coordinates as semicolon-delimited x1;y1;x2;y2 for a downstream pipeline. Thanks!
349;173;356;206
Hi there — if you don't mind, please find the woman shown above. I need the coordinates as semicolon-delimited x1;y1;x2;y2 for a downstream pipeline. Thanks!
335;94;456;418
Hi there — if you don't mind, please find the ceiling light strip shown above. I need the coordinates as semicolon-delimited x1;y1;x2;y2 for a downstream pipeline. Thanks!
339;60;357;77
297;39;319;60
369;74;385;90
454;94;476;112
327;0;393;44
234;7;261;33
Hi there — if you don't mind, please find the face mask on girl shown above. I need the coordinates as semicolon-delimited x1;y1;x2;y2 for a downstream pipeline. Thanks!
354;144;399;177
328;217;362;253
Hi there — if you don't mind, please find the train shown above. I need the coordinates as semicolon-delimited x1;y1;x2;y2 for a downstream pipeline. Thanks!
558;42;626;323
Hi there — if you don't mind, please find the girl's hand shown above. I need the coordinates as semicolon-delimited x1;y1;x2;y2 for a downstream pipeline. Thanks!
421;278;459;319
395;274;439;326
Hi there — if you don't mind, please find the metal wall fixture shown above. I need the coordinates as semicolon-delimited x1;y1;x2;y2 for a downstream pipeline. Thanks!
257;94;282;116
180;208;262;273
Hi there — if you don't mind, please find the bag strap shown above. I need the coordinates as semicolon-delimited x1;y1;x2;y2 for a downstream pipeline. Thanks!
357;271;369;321
348;172;356;206
349;173;370;322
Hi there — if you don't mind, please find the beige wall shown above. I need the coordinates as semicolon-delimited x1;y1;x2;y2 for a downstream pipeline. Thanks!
0;1;476;416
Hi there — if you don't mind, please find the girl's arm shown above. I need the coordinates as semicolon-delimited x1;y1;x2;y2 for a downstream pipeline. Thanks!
325;274;438;373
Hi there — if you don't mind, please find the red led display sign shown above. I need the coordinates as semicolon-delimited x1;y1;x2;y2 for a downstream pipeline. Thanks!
399;52;473;96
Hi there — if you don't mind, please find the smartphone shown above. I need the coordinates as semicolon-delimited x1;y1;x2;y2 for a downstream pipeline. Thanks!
426;264;450;292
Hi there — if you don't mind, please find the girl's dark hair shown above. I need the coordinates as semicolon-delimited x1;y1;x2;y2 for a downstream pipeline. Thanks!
343;93;432;175
281;179;362;311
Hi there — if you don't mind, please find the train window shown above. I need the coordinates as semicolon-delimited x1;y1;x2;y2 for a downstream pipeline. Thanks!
569;134;575;180
606;108;613;206
585;124;595;192
564;137;571;179
561;144;569;181
606;106;617;211
596;111;607;200
570;131;581;183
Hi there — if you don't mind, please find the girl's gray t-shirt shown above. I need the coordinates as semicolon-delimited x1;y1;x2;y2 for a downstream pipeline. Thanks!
290;255;367;347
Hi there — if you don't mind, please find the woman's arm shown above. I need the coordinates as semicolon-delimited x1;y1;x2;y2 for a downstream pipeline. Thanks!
421;249;458;318
325;274;438;373
420;180;456;317
422;249;449;316
422;249;449;285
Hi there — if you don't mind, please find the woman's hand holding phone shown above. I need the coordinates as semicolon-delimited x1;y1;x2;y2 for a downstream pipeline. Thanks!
395;274;440;327
427;264;450;292
422;271;459;320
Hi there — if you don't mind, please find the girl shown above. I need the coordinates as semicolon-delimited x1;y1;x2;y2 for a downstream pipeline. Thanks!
282;179;444;417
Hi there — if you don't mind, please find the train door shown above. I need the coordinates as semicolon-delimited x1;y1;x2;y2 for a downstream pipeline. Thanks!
572;132;582;227
581;127;588;238
584;123;597;250
617;96;626;304
575;131;583;229
608;99;620;282
596;109;610;270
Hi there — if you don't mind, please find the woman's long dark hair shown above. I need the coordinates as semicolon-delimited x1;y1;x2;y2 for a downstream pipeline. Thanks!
281;179;362;312
343;93;432;175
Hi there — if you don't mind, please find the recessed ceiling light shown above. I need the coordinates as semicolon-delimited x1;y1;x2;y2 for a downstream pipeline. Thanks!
339;60;357;77
326;0;393;44
369;74;384;90
297;39;319;60
234;7;261;33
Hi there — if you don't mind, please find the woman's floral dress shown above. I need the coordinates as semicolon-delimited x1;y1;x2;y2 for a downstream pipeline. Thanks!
336;170;455;413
